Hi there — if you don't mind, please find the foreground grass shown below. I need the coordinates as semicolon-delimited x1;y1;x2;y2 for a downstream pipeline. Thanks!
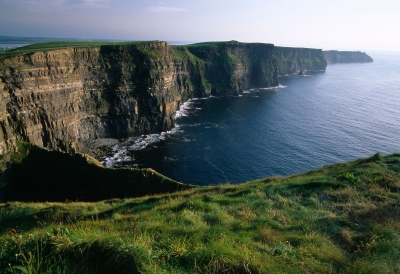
1;153;400;273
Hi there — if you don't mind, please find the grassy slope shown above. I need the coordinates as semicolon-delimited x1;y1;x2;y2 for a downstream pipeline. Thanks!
1;153;399;273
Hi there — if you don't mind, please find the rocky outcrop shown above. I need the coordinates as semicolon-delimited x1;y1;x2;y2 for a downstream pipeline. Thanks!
274;47;327;75
0;41;326;155
323;50;373;63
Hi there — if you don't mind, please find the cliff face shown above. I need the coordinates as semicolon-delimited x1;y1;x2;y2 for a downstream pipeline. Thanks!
0;41;325;154
0;42;187;154
274;47;327;75
185;41;278;96
323;50;373;63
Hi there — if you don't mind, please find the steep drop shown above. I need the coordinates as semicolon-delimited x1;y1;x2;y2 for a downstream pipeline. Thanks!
0;41;327;155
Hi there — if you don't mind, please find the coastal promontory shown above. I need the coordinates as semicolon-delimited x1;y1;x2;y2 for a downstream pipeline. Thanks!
323;50;373;63
0;41;327;155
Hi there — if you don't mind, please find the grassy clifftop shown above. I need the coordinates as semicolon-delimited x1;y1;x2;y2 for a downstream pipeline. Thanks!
1;153;399;273
0;41;155;61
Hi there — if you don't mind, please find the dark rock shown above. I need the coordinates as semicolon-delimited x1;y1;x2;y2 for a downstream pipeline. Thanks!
2;142;190;202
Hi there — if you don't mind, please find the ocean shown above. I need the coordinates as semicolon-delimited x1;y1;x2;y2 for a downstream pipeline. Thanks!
0;44;29;51
100;51;400;185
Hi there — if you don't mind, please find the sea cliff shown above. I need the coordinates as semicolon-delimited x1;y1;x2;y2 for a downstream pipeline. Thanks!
0;42;181;154
274;47;327;75
323;50;373;63
183;41;278;95
0;41;328;154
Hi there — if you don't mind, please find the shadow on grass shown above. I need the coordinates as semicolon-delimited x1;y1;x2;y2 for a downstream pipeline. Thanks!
3;143;191;202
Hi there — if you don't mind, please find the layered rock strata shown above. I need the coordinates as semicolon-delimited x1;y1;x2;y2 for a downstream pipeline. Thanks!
0;41;327;154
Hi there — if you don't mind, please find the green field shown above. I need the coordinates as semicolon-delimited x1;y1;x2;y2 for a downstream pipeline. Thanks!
1;152;399;273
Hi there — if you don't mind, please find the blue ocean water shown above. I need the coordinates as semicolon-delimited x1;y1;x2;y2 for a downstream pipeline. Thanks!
105;51;400;185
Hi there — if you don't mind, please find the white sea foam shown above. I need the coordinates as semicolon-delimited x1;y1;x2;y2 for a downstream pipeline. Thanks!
175;99;203;118
100;126;183;168
204;123;222;129
244;85;283;92
175;100;195;118
164;157;177;162
101;145;133;168
178;123;203;127
101;103;190;167
259;85;282;90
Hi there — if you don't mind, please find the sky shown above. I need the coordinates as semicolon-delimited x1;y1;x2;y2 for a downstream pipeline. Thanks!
0;0;399;51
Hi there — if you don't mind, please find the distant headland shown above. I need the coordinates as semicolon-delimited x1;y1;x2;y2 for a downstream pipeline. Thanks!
323;50;373;63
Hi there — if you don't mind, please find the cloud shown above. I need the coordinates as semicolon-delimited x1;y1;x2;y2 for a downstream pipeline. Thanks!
146;6;187;13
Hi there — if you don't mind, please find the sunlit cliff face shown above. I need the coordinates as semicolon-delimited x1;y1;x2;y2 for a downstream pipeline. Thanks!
0;41;328;154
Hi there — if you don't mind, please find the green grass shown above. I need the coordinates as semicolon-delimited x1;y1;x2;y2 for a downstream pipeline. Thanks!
185;41;232;47
1;153;400;273
225;52;237;67
0;41;156;61
170;47;205;65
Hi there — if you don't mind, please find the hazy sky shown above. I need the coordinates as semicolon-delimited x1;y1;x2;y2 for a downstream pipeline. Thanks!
1;0;399;51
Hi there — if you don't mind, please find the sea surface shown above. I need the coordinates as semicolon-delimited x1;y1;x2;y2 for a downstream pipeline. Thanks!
102;51;400;186
0;44;29;51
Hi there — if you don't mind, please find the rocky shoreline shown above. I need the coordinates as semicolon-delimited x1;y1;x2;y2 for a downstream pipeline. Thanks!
77;138;120;159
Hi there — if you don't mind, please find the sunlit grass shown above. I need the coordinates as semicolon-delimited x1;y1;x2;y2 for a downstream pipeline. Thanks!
0;41;157;61
1;153;400;273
